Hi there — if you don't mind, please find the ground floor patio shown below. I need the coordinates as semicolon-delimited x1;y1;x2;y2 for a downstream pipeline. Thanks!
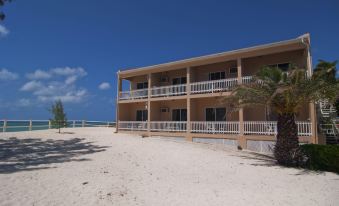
0;128;337;206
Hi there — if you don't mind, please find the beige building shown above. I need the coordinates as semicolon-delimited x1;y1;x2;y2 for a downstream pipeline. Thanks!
116;33;317;153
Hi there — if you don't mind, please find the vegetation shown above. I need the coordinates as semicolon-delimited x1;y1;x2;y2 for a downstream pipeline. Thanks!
226;60;338;166
300;144;339;173
0;0;12;21
49;100;67;133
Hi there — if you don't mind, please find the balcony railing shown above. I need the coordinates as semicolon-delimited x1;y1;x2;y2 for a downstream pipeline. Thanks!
244;121;312;136
191;121;240;134
119;89;148;100
119;121;312;136
190;78;238;94
150;121;187;132
151;84;187;97
119;121;148;131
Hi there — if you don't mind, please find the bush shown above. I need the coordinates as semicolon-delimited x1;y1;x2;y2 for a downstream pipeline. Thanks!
300;144;339;173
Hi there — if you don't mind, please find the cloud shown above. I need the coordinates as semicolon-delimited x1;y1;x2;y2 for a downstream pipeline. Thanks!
26;70;52;80
21;67;89;103
17;98;32;107
0;68;19;81
98;82;111;90
0;25;9;37
20;81;43;91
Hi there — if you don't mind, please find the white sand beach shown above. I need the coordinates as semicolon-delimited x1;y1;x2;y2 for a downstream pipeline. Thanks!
0;128;338;206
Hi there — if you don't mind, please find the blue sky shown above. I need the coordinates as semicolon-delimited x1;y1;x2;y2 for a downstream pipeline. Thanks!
0;0;338;121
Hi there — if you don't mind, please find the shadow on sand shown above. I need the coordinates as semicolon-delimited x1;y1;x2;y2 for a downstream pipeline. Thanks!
0;137;109;174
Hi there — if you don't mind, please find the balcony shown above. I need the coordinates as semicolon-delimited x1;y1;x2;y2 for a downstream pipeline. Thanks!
119;76;254;101
118;121;312;136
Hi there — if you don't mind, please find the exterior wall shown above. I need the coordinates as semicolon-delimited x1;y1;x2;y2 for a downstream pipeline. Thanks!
242;49;306;76
119;102;148;121
151;68;186;87
128;75;148;90
151;100;187;121
191;97;238;121
191;60;237;82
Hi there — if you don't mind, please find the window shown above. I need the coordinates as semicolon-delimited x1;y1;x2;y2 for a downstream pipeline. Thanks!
229;67;238;75
136;82;148;89
208;72;226;81
136;110;148;121
172;77;187;85
205;108;226;121
268;63;290;72
172;109;187;121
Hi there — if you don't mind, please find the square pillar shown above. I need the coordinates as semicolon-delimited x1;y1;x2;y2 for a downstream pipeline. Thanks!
147;74;152;136
309;102;317;144
238;108;246;149
237;58;242;84
186;67;192;141
116;72;122;133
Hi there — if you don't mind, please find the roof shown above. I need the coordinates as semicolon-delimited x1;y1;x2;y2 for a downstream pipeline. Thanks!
119;33;310;78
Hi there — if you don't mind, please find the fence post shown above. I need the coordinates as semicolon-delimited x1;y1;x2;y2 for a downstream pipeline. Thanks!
107;122;109;128
48;120;51;129
82;120;85;127
29;120;33;131
73;120;75;128
3;119;7;132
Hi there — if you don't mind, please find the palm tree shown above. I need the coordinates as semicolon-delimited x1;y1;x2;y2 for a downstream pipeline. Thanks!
226;62;338;166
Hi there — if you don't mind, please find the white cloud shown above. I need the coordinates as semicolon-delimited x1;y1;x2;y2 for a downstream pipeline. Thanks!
0;68;19;81
27;70;52;80
20;81;43;91
17;98;32;107
0;25;9;37
51;67;87;77
98;82;111;90
21;67;89;103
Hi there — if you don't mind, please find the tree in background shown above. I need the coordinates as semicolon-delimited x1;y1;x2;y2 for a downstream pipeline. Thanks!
0;0;12;21
50;100;67;134
226;62;338;166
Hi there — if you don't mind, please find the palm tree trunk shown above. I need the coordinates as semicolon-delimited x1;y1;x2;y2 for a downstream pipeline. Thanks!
274;113;300;166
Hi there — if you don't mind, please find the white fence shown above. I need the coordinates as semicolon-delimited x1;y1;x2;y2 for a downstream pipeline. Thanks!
244;121;312;136
118;121;148;131
0;120;115;133
241;76;253;84
190;78;238;94
150;121;187;132
119;89;148;100
191;121;239;134
151;84;187;97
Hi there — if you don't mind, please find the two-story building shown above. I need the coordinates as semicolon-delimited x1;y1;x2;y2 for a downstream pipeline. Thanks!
116;33;317;153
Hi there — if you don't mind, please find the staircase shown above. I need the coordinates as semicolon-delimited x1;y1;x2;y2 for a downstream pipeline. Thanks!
317;100;339;145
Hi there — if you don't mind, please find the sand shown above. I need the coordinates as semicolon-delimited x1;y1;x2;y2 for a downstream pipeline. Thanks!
0;127;338;206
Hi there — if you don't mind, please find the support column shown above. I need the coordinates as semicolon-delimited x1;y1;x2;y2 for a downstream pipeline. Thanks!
29;120;32;131
186;67;192;141
237;58;246;148
237;58;242;84
309;102;317;144
116;71;122;133
48;120;51;129
147;73;152;136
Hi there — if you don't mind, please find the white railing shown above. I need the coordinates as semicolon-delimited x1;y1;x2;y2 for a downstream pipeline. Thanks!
1;120;115;133
244;121;312;136
242;76;253;84
151;84;187;97
190;78;238;94
119;89;148;100
118;121;148;131
244;121;277;135
297;121;312;136
191;121;239;134
150;121;187;132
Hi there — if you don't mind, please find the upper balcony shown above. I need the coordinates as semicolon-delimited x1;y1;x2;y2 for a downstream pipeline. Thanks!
118;76;253;101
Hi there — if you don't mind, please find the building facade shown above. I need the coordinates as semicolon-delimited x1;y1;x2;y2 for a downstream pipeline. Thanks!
116;34;317;153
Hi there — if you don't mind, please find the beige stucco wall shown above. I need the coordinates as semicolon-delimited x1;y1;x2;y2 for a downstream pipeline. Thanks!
151;99;187;121
119;102;148;121
191;60;237;82
242;49;306;76
191;97;239;121
151;68;186;87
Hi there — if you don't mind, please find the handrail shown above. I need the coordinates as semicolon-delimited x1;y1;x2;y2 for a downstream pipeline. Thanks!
151;84;187;97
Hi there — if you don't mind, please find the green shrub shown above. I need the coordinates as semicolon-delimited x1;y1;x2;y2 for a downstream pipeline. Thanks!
300;144;339;173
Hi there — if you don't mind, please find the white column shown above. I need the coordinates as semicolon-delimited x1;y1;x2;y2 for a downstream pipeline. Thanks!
237;58;242;84
147;74;152;135
3;120;7;132
29;120;32;131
